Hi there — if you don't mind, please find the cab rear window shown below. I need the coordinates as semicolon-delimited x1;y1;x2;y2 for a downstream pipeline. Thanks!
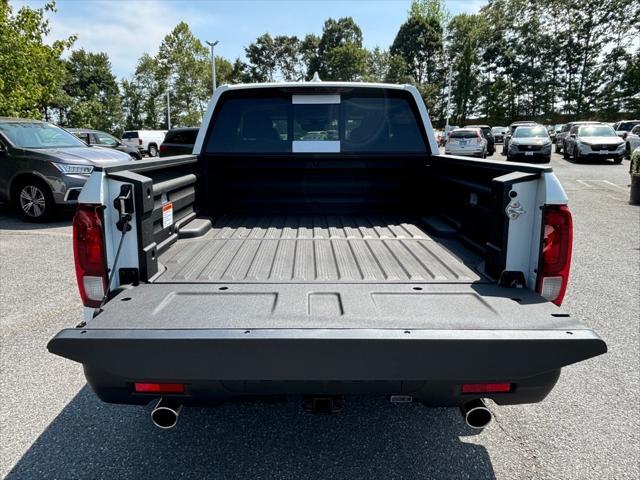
122;132;139;139
205;92;427;154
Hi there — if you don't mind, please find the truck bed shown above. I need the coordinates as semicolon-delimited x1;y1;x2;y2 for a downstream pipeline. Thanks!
156;214;485;284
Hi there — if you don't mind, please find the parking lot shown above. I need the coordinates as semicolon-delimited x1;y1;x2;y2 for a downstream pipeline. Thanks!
1;151;638;479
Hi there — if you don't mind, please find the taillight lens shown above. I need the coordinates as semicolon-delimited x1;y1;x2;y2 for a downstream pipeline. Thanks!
159;144;168;153
537;205;573;306
138;138;143;145
73;205;107;308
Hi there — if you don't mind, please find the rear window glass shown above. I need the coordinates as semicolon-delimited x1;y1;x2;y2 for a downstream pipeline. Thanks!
449;130;478;139
165;129;199;144
122;131;139;139
205;94;426;154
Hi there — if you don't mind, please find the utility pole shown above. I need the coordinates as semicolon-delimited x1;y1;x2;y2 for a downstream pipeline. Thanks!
167;92;171;130
445;65;453;132
205;40;219;95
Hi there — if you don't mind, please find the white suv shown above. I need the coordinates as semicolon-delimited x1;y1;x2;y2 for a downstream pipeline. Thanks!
122;130;167;157
625;124;640;159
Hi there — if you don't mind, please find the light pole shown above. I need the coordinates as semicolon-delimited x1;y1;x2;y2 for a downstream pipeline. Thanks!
445;64;452;132
166;92;171;130
205;40;219;95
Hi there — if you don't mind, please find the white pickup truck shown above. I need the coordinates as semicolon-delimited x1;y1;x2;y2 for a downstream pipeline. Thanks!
48;82;606;430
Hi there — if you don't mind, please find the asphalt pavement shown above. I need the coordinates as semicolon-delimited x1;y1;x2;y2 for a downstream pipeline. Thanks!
1;151;638;479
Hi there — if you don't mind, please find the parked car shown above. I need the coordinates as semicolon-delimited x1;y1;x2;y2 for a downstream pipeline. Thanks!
555;121;599;153
48;81;605;430
0;118;132;221
491;126;507;143
563;123;625;163
122;130;167;157
624;124;640;159
506;125;552;163
445;128;488;158
465;124;495;155
68;128;142;160
612;120;640;140
549;124;564;144
502;121;537;155
159;127;199;157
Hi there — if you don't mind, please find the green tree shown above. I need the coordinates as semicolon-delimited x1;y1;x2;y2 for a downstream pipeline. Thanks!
244;33;278;81
121;78;144;130
447;13;484;124
156;22;210;127
0;1;74;119
314;17;369;80
390;14;443;85
63;49;123;132
132;53;163;129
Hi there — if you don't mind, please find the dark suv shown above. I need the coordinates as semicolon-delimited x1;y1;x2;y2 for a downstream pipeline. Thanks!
68;128;142;159
159;127;199;157
0;118;131;221
465;125;495;155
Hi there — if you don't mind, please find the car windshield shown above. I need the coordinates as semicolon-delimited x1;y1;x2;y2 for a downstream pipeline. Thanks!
513;126;548;138
579;125;616;137
0;122;87;149
491;127;506;134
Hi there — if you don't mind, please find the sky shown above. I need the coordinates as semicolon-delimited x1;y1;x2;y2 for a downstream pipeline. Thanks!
10;0;487;79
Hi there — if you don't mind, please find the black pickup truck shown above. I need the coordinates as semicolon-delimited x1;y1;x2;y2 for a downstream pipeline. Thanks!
48;82;606;429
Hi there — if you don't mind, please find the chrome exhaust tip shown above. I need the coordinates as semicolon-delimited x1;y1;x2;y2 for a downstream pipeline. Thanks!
151;398;182;429
460;399;493;429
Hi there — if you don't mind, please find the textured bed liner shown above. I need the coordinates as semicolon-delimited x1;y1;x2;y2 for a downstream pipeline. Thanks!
156;214;485;283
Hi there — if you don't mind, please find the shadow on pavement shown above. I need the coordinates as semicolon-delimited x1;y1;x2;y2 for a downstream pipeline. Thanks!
0;204;73;230
7;386;495;479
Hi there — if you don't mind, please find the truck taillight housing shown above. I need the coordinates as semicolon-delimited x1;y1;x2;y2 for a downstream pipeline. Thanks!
73;204;107;308
536;205;573;306
138;138;143;145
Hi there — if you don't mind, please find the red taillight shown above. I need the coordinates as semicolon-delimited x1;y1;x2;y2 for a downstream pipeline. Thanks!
73;204;107;308
461;383;512;393
134;383;185;394
138;138;143;145
536;205;573;306
159;144;168;153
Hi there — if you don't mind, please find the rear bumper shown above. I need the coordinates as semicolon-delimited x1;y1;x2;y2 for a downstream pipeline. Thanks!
445;149;484;157
580;151;623;159
48;327;606;406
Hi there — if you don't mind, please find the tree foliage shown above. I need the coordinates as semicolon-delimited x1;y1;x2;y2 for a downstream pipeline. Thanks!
62;49;123;132
1;0;638;132
0;1;74;119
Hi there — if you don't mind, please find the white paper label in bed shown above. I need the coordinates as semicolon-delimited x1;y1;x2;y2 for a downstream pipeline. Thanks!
162;202;173;229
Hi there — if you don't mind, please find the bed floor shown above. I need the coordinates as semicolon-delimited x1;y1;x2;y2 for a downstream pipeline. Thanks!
155;214;485;283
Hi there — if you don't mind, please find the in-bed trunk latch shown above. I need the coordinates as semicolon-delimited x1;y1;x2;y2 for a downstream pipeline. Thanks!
505;200;525;220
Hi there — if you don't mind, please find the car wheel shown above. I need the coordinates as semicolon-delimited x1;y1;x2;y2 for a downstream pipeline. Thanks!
555;142;561;153
573;148;581;163
562;146;569;160
148;144;158;157
13;178;54;222
613;156;623;164
625;143;631;159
